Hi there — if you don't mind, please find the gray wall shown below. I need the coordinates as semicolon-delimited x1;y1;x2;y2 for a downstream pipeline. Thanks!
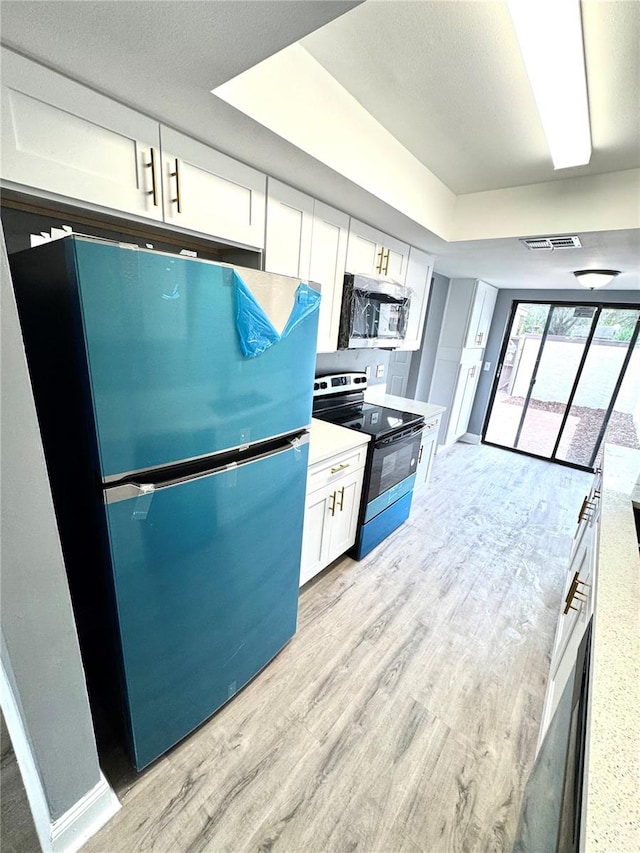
316;348;391;386
407;272;450;400
468;288;640;437
0;229;102;819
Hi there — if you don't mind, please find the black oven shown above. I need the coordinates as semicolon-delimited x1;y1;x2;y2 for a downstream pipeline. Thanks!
367;422;424;503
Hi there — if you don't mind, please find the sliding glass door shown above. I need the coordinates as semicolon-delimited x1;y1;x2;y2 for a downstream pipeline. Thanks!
483;302;640;470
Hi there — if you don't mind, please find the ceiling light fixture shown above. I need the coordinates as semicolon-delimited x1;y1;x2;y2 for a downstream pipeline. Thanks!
507;0;591;169
573;270;620;290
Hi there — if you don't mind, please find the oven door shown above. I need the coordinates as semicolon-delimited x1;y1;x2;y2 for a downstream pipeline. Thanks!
367;424;423;503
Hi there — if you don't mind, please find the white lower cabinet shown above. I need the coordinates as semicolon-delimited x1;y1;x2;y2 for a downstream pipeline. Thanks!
415;414;441;490
432;350;483;446
537;475;600;748
300;444;367;587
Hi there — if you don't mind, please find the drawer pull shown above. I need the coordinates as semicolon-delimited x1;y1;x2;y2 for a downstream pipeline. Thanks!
329;491;336;517
337;486;345;511
330;462;350;474
577;495;590;523
564;572;589;614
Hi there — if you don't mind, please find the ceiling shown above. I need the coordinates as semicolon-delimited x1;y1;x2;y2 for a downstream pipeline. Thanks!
1;0;639;291
302;0;640;195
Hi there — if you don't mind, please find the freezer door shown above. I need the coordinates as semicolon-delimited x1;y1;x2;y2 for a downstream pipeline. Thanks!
70;238;318;479
104;439;308;770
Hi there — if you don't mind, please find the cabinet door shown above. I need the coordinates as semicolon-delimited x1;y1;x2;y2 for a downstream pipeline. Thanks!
447;357;482;443
551;523;595;680
310;201;349;353
397;246;433;350
300;488;332;587
415;420;439;490
326;471;363;562
464;281;497;350
382;234;410;284
476;282;497;348
346;219;409;283
160;127;266;248
265;179;314;279
346;221;381;276
1;49;162;221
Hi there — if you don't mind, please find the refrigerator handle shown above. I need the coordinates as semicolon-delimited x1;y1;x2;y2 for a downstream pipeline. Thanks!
104;433;309;504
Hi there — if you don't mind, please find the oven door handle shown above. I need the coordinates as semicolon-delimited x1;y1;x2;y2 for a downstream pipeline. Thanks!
375;422;424;447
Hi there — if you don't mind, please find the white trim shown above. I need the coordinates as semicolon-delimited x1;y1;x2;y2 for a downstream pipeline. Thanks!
0;660;120;853
459;432;481;445
50;773;120;853
0;657;53;852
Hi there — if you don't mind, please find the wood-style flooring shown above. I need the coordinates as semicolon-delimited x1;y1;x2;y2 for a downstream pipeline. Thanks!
13;443;594;852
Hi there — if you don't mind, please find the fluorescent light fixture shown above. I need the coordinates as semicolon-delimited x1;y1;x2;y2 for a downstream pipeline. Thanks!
507;0;591;169
573;270;620;289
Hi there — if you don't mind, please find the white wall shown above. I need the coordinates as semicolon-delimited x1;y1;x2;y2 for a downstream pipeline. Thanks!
452;168;640;241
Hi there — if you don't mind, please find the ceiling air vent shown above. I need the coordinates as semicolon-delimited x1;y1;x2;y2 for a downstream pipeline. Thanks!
520;235;582;251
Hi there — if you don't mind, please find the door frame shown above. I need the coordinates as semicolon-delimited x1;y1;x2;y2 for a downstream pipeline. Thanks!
481;299;640;472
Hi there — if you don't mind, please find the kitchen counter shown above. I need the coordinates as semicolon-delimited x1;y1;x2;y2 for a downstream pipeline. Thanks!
308;418;370;466
585;445;640;851
364;388;446;420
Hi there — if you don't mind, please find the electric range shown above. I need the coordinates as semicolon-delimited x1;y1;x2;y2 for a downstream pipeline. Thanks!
313;372;424;558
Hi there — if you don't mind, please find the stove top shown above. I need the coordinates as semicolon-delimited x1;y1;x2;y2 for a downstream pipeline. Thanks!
314;401;422;439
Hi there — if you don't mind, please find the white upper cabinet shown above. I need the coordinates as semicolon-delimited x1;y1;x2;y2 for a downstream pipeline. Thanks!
264;179;314;279
346;219;409;284
464;280;498;350
439;279;498;355
1;49;163;222
309;201;349;353
160;127;266;249
397;246;434;351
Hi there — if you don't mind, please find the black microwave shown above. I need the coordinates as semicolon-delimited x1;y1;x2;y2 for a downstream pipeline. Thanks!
338;273;410;349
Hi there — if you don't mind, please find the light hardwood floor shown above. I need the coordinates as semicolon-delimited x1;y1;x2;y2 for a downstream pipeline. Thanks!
82;444;587;851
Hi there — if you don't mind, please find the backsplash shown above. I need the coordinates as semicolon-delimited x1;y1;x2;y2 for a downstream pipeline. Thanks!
315;349;391;386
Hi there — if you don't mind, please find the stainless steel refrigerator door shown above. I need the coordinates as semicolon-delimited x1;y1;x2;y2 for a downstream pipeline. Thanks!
69;238;318;479
103;439;308;769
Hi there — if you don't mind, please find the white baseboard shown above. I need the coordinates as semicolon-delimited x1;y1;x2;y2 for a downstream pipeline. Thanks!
51;773;120;853
459;432;481;445
1;659;120;853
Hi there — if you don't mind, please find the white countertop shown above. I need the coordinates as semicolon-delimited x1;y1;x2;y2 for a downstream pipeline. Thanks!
585;445;640;851
364;387;446;420
308;418;370;466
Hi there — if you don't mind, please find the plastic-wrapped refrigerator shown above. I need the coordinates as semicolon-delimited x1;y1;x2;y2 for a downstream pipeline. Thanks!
11;236;320;769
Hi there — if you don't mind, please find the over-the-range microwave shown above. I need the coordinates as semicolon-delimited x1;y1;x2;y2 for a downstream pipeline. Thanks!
338;273;411;349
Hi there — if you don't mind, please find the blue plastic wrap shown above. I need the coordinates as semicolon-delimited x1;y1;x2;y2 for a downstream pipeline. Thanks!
234;271;320;358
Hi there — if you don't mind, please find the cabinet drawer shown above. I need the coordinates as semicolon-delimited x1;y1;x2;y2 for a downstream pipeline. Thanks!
423;414;441;433
307;444;368;493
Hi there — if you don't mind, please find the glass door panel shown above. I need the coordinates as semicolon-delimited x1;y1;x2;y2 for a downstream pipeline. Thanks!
483;301;640;471
484;303;551;447
516;306;597;457
555;309;640;466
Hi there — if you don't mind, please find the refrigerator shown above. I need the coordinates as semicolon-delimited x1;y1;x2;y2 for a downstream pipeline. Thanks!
11;236;320;770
